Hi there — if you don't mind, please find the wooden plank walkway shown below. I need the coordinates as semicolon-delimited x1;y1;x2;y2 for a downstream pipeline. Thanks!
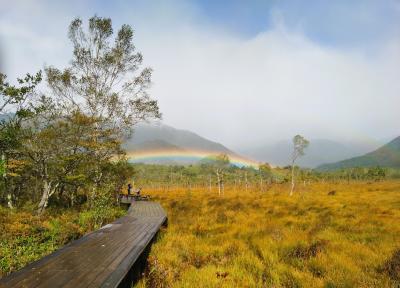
0;201;167;288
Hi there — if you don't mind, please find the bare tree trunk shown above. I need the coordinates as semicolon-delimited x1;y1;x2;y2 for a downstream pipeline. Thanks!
217;170;221;196
37;160;58;215
91;186;96;206
37;180;56;215
245;172;248;192
208;174;212;192
90;170;103;207
70;190;75;207
290;162;295;196
7;193;13;209
4;171;13;209
1;153;13;209
216;169;221;196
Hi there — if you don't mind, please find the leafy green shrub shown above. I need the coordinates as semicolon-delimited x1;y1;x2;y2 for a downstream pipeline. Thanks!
0;202;125;276
78;189;124;230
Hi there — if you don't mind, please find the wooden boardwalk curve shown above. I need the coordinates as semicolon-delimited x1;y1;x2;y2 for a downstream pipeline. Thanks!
0;201;167;288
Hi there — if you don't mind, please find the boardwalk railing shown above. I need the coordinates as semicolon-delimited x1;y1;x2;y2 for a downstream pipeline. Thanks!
0;201;167;288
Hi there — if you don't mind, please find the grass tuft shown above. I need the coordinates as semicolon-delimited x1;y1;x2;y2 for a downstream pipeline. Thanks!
380;249;400;281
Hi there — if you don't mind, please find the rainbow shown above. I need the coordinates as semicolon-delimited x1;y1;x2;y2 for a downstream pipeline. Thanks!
126;149;260;168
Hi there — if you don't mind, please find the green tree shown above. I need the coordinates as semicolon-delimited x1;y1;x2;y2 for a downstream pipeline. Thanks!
259;162;272;189
290;135;309;196
0;72;42;208
0;16;157;213
45;16;161;203
46;16;160;132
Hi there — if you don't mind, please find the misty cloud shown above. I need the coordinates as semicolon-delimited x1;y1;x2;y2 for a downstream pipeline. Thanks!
0;0;399;149
0;40;4;73
141;23;400;149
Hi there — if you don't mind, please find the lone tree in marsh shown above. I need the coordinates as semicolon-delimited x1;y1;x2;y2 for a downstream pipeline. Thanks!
290;135;309;195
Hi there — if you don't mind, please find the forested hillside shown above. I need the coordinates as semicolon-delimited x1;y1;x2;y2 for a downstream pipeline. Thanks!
318;136;400;171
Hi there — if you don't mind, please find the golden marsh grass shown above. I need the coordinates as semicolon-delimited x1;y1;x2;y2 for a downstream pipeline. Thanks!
135;181;400;287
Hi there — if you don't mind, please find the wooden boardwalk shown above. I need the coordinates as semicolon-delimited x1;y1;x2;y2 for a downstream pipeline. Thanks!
0;201;167;288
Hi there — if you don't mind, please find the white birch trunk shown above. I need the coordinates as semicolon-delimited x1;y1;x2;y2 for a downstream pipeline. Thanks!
290;162;295;196
37;180;58;215
216;169;221;196
245;172;248;192
7;193;13;209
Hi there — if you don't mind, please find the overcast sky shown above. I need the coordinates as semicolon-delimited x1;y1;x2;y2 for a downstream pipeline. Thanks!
0;0;399;149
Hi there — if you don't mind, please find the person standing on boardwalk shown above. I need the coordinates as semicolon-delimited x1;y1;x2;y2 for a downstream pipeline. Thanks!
127;183;132;195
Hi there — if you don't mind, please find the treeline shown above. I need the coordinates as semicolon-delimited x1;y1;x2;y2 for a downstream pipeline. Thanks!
132;162;277;189
310;166;398;182
131;161;397;191
0;16;160;213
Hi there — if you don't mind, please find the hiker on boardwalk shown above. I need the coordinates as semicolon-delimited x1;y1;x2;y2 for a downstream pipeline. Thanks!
127;183;132;195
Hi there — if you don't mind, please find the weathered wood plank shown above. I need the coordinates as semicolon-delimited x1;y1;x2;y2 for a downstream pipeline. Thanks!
0;202;167;288
15;221;142;287
35;223;150;288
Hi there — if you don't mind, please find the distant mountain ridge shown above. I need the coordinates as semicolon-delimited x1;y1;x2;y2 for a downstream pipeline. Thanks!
129;139;185;153
126;124;390;168
317;136;400;171
125;123;240;165
125;123;233;153
238;139;380;168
